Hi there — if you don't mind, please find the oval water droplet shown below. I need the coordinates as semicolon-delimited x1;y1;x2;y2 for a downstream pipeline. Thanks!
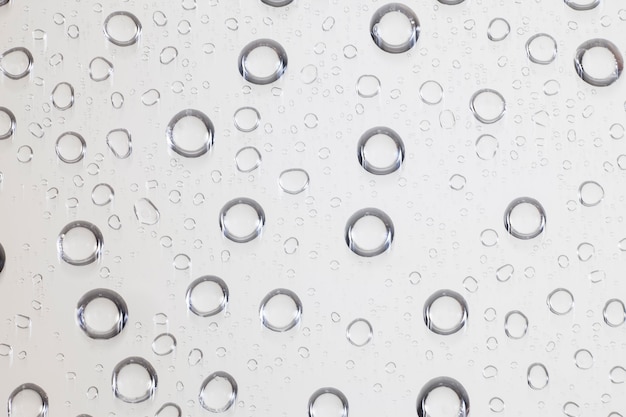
504;310;529;339
152;333;177;356
487;18;510;41
574;39;623;87
370;3;420;54
235;146;262;172
346;318;373;347
0;107;16;140
57;221;104;266
134;198;160;225
219;198;265;243
504;197;546;240
50;82;74;111
89;57;113;82
603;299;625;327
186;275;229;317
578;181;604;206
106;128;132;159
7;383;49;417
308;388;349;417
525;33;558;65
547;288;574;315
470;89;506;124
259;288;303;332
527;363;549;390
233;106;260;132
279;168;309;194
423;290;468;335
76;288;128;339
141;89;160;106
419;80;444;105
0;47;33;80
416;377;470;417
345;208;394;257
238;39;288;85
475;134;498;160
103;11;142;46
55;132;86;164
166;109;214;158
574;349;594;370
199;371;238;413
91;183;114;206
357;127;405;175
112;356;158;403
159;46;178;65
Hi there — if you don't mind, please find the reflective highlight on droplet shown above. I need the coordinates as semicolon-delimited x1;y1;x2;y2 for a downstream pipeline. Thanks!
370;3;420;54
166;109;215;158
423;289;468;335
57;221;104;266
345;208;394;257
416;377;470;417
0;47;33;80
259;288;303;332
103;11;142;46
574;39;623;87
199;371;238;413
111;356;158;403
238;39;288;85
7;383;49;417
308;387;349;417
357;127;405;175
504;197;546;240
219;198;265;243
76;288;128;339
186;275;229;317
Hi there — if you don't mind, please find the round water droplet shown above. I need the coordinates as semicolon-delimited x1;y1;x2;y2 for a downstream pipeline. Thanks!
547;288;574;315
370;3;420;54
261;0;293;6
103;11;142;46
89;57;113;82
152;333;177;356
610;366;626;384
55;131;86;164
166;109;214;158
106;128;132;159
300;64;318;84
480;229;498;247
308;387;349;417
574;39;623;87
279;168;309;194
57;221;104;266
50;82;74;111
357;127;405;175
527;363;549;390
7;383;49;417
503;197;546;240
76;288;128;339
356;74;381;98
219;198;265;243
112;356;158;403
141;89;160;106
487;18;510;41
565;0;600;10
525;33;557;65
235;146;262;172
91;183;114;206
470;89;506;124
233;107;260;132
346;318;373;347
419;80;444;105
0;107;16;140
199;371;238;413
259;288;303;332
186;275;229;317
574;349;594;369
489;398;504;413
416;377;470;417
578;181;604;207
238;39;288;85
134;198;160;225
423;290;468;335
449;174;466;191
504;310;528;339
603;299;625;327
345;208;394;257
0;47;33;80
475;134;498;160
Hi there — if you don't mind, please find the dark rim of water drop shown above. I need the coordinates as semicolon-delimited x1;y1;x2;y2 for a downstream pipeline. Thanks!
0;242;4;274
0;47;33;80
503;196;546;240
278;168;310;194
186;275;229;317
565;0;600;11
345;208;394;257
89;57;113;82
357;127;405;175
369;3;420;54
416;377;470;417
307;387;349;417
76;288;128;339
525;33;558;65
57;220;104;266
259;288;303;332
423;289;468;335
487;18;510;41
0;107;16;139
199;371;238;412
103;11;142;46
111;356;158;403
106;128;133;159
527;363;549;390
165;109;215;158
469;88;506;124
546;288;574;315
603;298;626;327
7;383;49;417
51;82;74;110
219;197;265;243
438;0;465;4
0;0;9;6
55;131;86;164
574;38;623;87
156;403;182;417
261;0;294;6
238;39;288;85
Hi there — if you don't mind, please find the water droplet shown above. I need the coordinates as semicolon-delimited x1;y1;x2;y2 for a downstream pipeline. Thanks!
345;208;394;257
475;134;498;160
166;109;214;158
51;82;74;111
578;181;604;207
423;290;468;335
261;0;293;6
480;229;498;247
504;310;528;339
603;299;625;327
235;146;262;172
156;403;182;417
356;74;381;98
199;371;238;412
563;402;580;417
188;348;203;366
89;57;113;82
565;0;600;11
160;46;178;65
173;253;191;270
300;64;318;84
134;198;160;225
370;3;420;54
487;18;510;41
238;39;288;85
525;33;557;65
259;288;303;332
503;197;546;240
186;276;229;317
152;333;177;356
141;89;160;106
91;183;114;206
449;174;466;191
346;318;373;347
279;168;309;194
574;39;623;87
111;91;124;108
438;0;465;4
233;107;260;132
57;221;104;266
547;288;574;315
469;89;506;124
55;132;86;164
416;377;470;417
76;288;128;339
112;356;158;403
419;80;444;105
219;198;265;243
15;314;31;329
609;366;626;383
489;397;505;413
0;47;33;80
357;127;405;175
106;128;132;159
103;11;142;46
527;363;549;390
0;107;16;140
307;387;349;417
7;383;49;417
543;79;560;96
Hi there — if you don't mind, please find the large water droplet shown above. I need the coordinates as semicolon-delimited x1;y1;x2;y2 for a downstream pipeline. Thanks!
106;128;132;159
487;18;510;41
165;109;215;158
370;3;420;54
0;47;33;80
357;127;405;175
346;318;373;347
57;221;104;266
504;310;529;339
469;89;506;124
345;208;394;257
51;82;74;111
134;198;160;225
219;198;265;243
423;290;468;335
574;39;623;87
308;388;349;417
525;33;557;65
103;11;142;46
7;383;49;417
547;288;574;315
89;57;113;82
416;377;470;417
503;197;546;240
278;169;310;194
259;288;303;332
55;131;86;164
233;107;260;132
199;371;238;412
238;39;288;85
527;363;549;390
565;0;600;10
111;356;158;403
0;107;16;140
76;288;128;339
186;276;229;317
